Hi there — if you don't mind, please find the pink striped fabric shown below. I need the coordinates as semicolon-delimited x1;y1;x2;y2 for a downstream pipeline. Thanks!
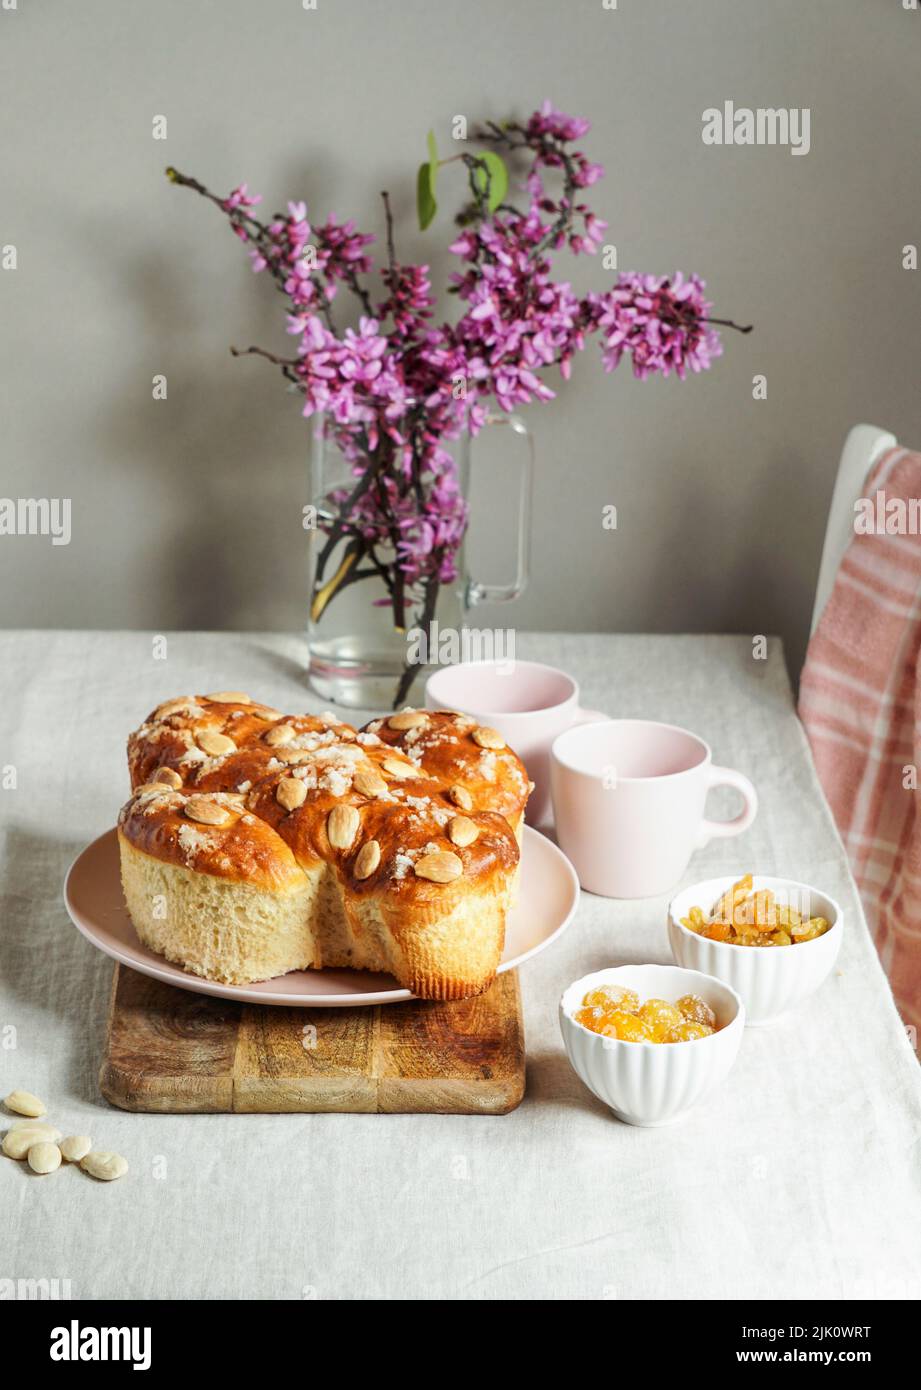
799;445;921;1034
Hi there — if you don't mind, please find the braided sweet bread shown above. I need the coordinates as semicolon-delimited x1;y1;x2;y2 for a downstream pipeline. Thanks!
117;692;530;999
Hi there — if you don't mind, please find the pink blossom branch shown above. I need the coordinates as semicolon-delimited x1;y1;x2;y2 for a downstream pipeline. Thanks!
165;105;751;705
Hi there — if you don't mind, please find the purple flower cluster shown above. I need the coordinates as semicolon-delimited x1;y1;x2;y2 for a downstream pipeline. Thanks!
448;209;593;409
293;316;404;432
175;103;743;630
379;261;435;339
227;195;374;313
590;272;723;380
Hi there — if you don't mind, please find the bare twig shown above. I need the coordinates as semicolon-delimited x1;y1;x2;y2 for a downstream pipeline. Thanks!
229;343;302;388
381;190;397;278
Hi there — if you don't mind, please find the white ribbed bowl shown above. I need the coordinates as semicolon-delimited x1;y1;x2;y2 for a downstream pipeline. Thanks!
559;964;744;1126
668;875;843;1026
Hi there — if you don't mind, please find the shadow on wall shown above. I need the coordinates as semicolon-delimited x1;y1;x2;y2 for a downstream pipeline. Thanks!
96;151;415;633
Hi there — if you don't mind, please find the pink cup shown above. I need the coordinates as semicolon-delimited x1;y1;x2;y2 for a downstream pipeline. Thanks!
425;660;606;826
550;719;758;898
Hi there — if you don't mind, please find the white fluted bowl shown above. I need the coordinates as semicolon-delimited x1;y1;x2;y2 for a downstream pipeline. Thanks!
559;964;744;1126
668;875;843;1026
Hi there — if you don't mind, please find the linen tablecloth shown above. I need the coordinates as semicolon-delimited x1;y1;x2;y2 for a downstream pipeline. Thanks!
2;631;919;1301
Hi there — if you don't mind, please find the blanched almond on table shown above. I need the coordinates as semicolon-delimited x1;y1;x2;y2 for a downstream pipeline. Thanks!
414;851;463;884
4;1090;46;1118
59;1135;92;1163
9;1118;62;1138
449;783;473;811
327;804;360;851
184;796;232;826
205;691;251;704
81;1150;128;1182
27;1142;62;1175
382;757;416;780
387;710;429;731
3;1125;61;1160
197;731;236;757
264;723;296;747
472;726;505;750
354;839;381;880
353;770;387;798
448;815;479;848
276;777;307;812
152;767;183;788
4;1131;43;1160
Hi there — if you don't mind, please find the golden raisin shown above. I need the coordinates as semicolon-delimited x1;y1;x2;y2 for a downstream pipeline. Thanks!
711;874;752;924
791;916;829;942
681;877;831;947
746;889;777;932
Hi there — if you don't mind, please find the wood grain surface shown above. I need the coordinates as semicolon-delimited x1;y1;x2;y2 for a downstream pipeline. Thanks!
99;964;526;1115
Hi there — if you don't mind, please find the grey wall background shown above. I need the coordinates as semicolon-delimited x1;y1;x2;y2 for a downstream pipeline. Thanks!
1;0;918;680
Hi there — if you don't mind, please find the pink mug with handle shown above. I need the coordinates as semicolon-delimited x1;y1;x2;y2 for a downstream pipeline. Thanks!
550;719;758;897
425;659;606;826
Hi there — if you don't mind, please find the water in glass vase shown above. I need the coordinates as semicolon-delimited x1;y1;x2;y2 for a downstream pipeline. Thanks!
308;499;467;710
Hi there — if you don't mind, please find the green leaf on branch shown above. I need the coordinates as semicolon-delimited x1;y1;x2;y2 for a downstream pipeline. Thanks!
417;163;437;230
473;151;508;214
417;130;439;230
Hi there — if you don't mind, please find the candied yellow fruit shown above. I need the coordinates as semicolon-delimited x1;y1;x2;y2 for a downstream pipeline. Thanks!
664;1021;713;1043
583;984;640;1013
676;993;716;1029
681;875;832;948
601;1010;653;1043
575;988;722;1044
637;998;684;1041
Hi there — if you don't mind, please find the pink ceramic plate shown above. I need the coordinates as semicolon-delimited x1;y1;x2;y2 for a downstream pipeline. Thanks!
63;826;579;1007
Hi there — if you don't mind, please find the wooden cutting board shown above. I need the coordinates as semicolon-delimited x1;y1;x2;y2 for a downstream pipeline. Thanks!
99;964;526;1115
